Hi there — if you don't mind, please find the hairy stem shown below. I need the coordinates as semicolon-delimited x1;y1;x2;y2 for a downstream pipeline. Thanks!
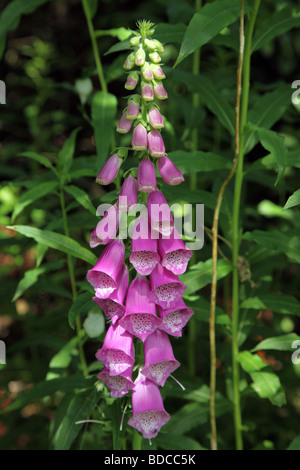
209;0;245;451
188;0;202;378
60;186;88;377
231;0;260;450
82;0;108;93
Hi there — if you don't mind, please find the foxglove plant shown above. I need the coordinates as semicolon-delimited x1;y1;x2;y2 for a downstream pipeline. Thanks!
86;20;194;441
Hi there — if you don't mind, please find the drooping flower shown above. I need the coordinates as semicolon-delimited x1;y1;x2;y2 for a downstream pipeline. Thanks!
148;105;164;129
127;96;140;120
123;52;136;70
150;64;166;80
141;82;154;101
137;158;157;193
93;204;119;246
96;153;122;185
158;228;192;275
149;263;186;309
98;365;134;398
93;264;128;324
119;274;161;341
129;214;160;275
157;298;194;337
95;322;134;376
154;82;168;100
128;372;170;439
157;156;184;186
141;62;154;81
147;189;174;236
141;329;180;386
86;239;125;298
148;129;165;157
118;175;138;212
132;123;148;150
116;112;133;134
125;71;139;90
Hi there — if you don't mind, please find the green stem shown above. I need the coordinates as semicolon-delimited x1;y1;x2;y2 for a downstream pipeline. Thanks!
82;0;107;93
59;186;88;378
188;0;202;378
231;0;260;451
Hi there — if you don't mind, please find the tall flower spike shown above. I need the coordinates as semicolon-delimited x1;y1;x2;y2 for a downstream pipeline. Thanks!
149;263;186;309
137;158;157;193
141;329;180;387
147;189;174;237
95;322;135;376
158;227;192;275
119;274;161;342
118;175;138;212
98;365;134;398
86;239;125;298
93;264;128;324
157;156;184;186
96;153;122;185
129;213;160;275
128;372;170;439
157;298;194;337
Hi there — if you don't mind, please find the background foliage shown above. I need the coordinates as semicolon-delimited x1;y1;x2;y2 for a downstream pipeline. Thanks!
1;0;300;450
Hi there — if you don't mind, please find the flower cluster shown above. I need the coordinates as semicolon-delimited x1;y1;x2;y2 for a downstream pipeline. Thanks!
87;21;194;440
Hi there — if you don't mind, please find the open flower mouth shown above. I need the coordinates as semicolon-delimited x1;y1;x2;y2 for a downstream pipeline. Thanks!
96;348;134;376
162;249;192;275
87;271;116;298
93;297;125;321
149;282;185;309
128;410;170;439
98;370;133;398
129;250;159;275
141;359;180;387
120;313;161;341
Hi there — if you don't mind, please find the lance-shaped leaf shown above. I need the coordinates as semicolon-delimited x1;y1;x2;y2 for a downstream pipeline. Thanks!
91;91;117;168
250;371;286;407
57;128;80;184
180;259;232;295
240;294;300;317
64;185;95;215
18;151;57;173
12;181;59;222
252;333;300;352
283;189;300;210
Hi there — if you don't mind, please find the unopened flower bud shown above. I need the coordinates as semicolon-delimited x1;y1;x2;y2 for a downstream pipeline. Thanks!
132;123;148;150
125;71;139;90
141;62;154;81
123;52;136;70
130;35;140;47
96;153;122;185
141;81;154;101
150;64;166;80
116;112;133;134
149;52;161;64
154;82;168;100
127;96;140;120
148;129;165;157
145;38;157;51
148;105;164;129
152;39;164;53
135;47;146;66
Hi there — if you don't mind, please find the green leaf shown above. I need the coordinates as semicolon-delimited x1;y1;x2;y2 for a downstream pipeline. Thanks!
104;39;131;56
155;23;187;44
175;0;244;66
168;150;231;174
166;68;235;135
180;259;232;295
238;351;267;373
68;292;94;329
53;388;99;450
287;436;300;450
250;371;286;407
57;128;80;183
3;376;95;413
252;7;300;52
64;185;95;215
94;27;132;41
47;337;79;374
12;181;59;222
7;225;97;265
18;151;57;173
283;189;300;210
185;297;230;326
252;333;300;352
240;294;300;316
248;123;287;185
91;91;117;168
243;230;300;265
245;85;291;153
0;0;49;59
12;259;65;302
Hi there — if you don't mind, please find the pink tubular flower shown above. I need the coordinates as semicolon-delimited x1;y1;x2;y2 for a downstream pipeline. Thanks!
157;298;194;337
137;158;157;193
96;153;122;185
125;71;139;90
158;228;192;275
150;64;166;80
141;329;180;386
127;96;140;120
132;123;148;150
129;214;160;275
119;274;161;342
154;82;168;100
157;156;184;185
93;264;128;324
86;239;125;298
98;365;134;398
89;228;102;248
148;105;164;129
95;323;134;376
148;129;165;157
141;82;154;101
147;189;174;236
116;112;133;134
118;175;138;211
142;62;154;81
94;204;119;245
128;372;170;439
149;263;186;309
